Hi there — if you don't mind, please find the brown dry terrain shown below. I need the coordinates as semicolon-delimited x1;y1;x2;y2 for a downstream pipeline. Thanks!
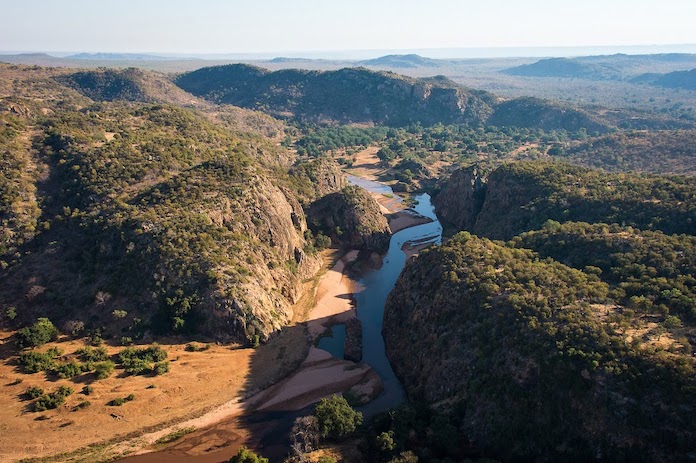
0;326;310;462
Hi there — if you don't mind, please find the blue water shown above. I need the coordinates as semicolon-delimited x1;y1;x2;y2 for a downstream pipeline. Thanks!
317;324;346;359
346;178;443;417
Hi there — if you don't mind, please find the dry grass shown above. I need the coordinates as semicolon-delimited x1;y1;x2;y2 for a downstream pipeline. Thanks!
0;332;256;462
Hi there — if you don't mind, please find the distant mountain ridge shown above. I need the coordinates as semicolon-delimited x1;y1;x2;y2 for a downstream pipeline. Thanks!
67;52;170;61
358;54;442;68
633;68;696;90
175;63;610;131
175;64;496;126
503;53;696;80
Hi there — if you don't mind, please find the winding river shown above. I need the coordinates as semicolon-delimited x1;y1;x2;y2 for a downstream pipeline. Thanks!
338;176;443;417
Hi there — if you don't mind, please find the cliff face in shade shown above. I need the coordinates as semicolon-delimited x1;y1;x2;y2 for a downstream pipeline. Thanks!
431;166;487;231
308;185;390;252
433;161;696;240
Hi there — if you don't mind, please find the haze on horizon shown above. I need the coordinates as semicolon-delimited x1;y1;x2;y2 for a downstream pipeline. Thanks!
2;0;696;58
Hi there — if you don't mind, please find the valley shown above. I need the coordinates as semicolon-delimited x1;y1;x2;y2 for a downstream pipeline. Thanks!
1;46;695;463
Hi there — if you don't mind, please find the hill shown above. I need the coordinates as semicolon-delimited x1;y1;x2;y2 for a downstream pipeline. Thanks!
383;232;695;461
0;63;348;344
175;64;497;126
433;161;696;240
634;68;696;90
503;53;696;80
557;129;696;175
175;64;613;133
358;54;442;68
54;67;203;105
487;96;609;134
503;57;618;79
66;53;169;61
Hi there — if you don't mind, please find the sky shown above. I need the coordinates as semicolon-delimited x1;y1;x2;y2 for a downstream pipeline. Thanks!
2;0;696;56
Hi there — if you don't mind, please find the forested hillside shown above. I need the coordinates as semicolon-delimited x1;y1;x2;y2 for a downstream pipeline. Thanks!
0;64;347;344
434;161;696;240
384;233;695;462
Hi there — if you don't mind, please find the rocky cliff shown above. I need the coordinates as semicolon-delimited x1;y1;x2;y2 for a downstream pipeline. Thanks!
434;161;696;240
308;185;390;252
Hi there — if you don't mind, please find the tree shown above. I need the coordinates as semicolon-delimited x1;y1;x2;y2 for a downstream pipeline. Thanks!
17;318;59;348
228;446;268;463
313;394;363;439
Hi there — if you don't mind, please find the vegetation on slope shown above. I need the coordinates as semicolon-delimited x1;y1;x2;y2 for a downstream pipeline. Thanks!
384;233;695;462
308;185;390;252
512;221;696;322
176;64;497;126
435;161;696;240
556;129;696;175
0;65;323;343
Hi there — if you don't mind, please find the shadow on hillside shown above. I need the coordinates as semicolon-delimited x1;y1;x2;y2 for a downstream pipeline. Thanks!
117;313;355;463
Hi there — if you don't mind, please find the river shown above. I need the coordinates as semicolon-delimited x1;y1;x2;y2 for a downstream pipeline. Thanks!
120;177;443;462
321;176;443;417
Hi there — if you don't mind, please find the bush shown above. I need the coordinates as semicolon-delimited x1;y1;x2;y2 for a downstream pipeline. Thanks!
76;346;109;362
94;361;115;379
17;318;59;348
315;233;332;250
313;394;363;439
73;400;91;410
108;397;126;406
153;361;170;375
82;385;94;395
19;347;62;373
25;386;44;399
118;345;168;375
34;385;73;412
228;446;268;463
52;360;87;379
108;394;134;406
185;343;210;352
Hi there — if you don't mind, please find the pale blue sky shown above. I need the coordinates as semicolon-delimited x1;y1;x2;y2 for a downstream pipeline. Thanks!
2;0;695;55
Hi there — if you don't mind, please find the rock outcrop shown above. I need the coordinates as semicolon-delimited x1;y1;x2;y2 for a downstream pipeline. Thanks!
432;166;487;231
343;317;362;362
308;185;390;252
434;161;696;240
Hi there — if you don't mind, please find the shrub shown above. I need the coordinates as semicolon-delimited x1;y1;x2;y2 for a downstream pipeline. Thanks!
34;385;73;412
228;446;268;463
17;318;59;348
315;233;332;250
185;343;210;352
76;346;109;362
108;397;126;406
19;348;62;373
155;427;196;444
94;361;115;379
25;386;44;399
120;336;133;346
52;360;87;379
153;361;170;376
73;400;91;410
313;394;363;439
82;385;94;395
118;345;168;375
112;309;128;319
